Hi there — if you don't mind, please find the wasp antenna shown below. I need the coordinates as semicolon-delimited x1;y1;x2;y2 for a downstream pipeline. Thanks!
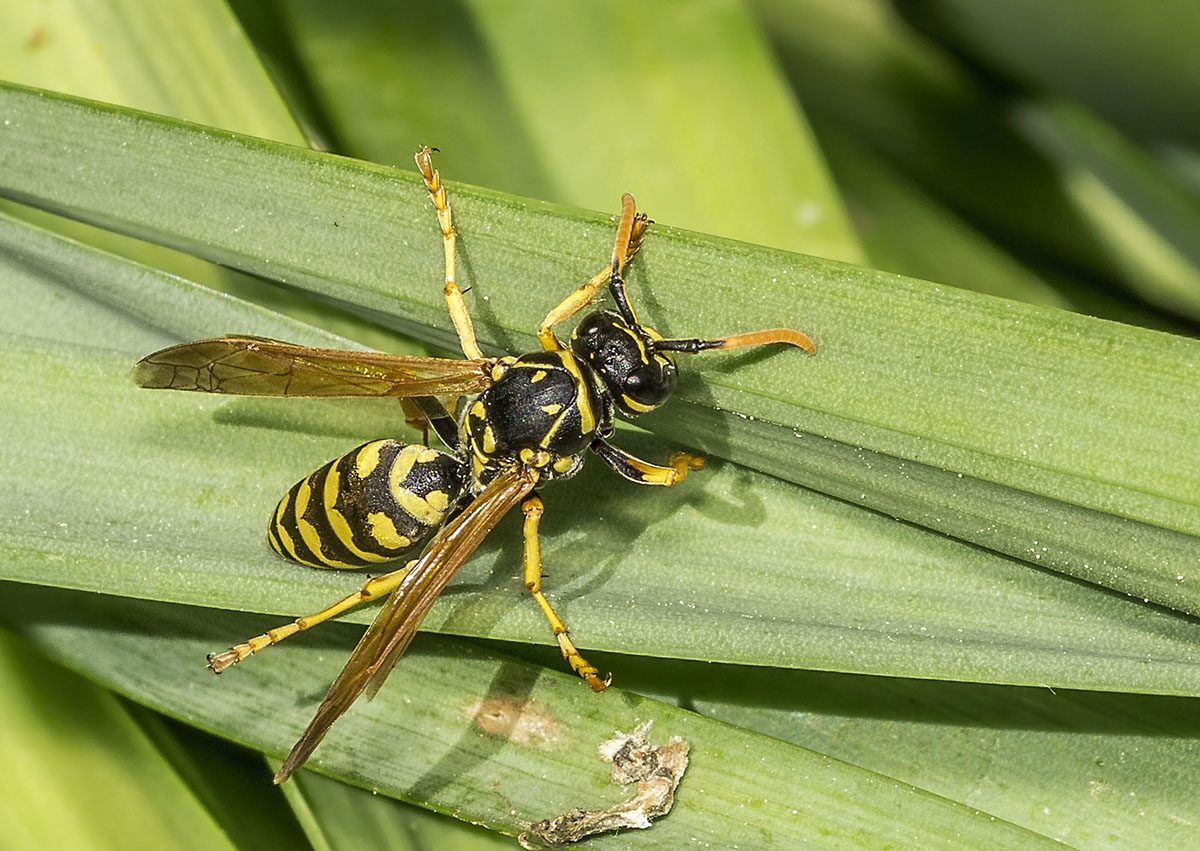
655;328;816;356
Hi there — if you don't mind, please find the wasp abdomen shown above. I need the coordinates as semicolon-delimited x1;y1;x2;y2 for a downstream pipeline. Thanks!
267;439;467;568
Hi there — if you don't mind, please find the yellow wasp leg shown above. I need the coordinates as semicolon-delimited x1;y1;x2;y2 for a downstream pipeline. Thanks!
206;559;417;673
537;194;651;351
593;442;706;486
415;146;484;361
521;495;610;691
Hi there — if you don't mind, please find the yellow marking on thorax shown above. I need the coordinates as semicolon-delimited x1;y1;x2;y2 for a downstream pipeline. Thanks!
491;357;516;382
530;370;548;382
540;403;563;415
539;410;569;448
482;424;497;454
519;447;552;468
550;349;595;434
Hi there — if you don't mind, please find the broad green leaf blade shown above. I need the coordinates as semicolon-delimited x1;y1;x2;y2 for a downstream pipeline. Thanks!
0;586;1059;849
235;0;558;199
818;114;1194;330
0;0;387;351
0;0;429;360
618;658;1200;849
0;630;238;851
3;213;1200;696
0;0;301;140
464;0;862;260
761;0;1200;323
1;85;1198;549
264;0;863;262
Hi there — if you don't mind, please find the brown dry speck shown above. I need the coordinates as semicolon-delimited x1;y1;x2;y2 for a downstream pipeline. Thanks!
518;721;689;848
468;697;566;749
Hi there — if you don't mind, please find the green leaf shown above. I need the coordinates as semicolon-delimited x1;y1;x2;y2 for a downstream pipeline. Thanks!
0;0;300;139
760;0;1200;322
625;658;1200;848
253;0;864;262
753;0;1113;279
1012;99;1200;322
126;707;313;851
0;0;381;346
1;82;1197;615
814;124;1075;309
898;0;1200;152
2;19;1200;850
3;211;1199;698
0;585;1059;849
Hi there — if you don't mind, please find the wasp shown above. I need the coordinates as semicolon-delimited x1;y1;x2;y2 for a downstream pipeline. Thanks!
132;148;815;783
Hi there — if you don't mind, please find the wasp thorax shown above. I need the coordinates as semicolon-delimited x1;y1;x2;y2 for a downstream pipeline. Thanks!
570;310;677;416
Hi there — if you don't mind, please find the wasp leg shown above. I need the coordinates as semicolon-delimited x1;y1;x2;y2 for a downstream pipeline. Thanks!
406;395;462;453
538;194;650;351
206;559;417;673
399;397;430;445
522;495;610;691
415;146;484;361
592;440;705;486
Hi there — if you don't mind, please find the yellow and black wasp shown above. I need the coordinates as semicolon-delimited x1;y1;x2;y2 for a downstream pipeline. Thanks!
132;148;815;783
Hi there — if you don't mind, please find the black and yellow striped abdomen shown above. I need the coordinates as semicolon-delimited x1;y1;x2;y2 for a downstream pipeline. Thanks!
267;439;468;568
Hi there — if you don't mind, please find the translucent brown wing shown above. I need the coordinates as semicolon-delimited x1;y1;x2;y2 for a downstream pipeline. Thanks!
132;335;492;398
272;467;536;784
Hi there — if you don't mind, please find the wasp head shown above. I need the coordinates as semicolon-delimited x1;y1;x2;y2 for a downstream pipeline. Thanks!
570;309;677;416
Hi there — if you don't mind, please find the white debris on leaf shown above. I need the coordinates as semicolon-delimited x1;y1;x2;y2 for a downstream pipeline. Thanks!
518;721;690;848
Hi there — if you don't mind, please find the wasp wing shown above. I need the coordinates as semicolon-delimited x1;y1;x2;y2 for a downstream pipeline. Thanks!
132;336;491;397
272;467;536;784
